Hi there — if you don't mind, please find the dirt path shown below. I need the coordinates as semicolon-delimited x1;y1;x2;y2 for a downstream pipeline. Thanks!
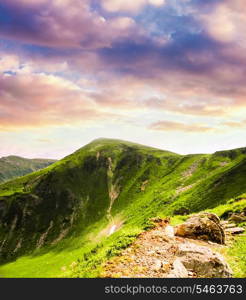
102;220;242;278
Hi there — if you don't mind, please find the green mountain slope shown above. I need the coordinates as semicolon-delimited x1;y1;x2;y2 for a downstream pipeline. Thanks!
0;156;56;183
0;138;245;277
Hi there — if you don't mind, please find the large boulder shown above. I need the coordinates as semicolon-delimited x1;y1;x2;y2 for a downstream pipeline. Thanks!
177;242;232;278
175;213;225;244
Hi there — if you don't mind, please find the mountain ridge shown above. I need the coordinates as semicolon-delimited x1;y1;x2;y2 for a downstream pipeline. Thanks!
0;138;246;277
0;155;56;184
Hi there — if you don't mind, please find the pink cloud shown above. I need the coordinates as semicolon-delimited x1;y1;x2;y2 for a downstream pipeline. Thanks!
199;0;246;47
0;72;118;129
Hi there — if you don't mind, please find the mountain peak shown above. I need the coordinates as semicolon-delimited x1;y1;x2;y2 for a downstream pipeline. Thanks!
84;138;177;155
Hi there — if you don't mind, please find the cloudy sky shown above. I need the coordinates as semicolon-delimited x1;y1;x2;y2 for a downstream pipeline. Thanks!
0;0;246;158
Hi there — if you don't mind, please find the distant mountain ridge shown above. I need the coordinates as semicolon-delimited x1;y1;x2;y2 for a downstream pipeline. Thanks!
0;155;56;183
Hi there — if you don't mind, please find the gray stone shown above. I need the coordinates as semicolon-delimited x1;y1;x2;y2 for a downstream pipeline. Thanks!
177;242;233;278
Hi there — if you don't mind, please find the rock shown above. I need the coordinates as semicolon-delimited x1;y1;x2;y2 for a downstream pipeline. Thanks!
152;259;170;273
175;213;225;244
208;241;220;246
153;259;162;271
188;271;195;277
223;223;237;229
177;242;232;278
229;213;246;223
164;225;175;239
220;220;229;225
167;259;188;278
225;227;245;234
150;217;170;227
162;261;170;273
173;207;190;216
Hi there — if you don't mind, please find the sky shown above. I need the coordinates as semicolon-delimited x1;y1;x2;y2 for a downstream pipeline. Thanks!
0;0;246;159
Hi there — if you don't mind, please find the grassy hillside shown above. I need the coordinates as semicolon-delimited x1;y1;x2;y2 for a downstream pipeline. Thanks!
0;138;245;278
0;156;56;183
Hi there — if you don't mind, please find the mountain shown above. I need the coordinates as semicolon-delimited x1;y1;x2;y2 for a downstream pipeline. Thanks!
0;156;56;183
0;138;245;277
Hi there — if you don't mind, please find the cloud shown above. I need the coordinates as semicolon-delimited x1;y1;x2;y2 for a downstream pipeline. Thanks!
199;0;246;46
88;69;239;118
101;0;165;13
0;71;117;129
1;0;246;125
37;138;53;143
149;120;215;133
0;0;141;49
145;97;229;117
223;120;246;128
94;25;246;117
0;55;20;72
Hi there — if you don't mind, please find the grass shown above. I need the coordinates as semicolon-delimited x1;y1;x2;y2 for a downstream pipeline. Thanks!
225;235;246;278
0;217;141;278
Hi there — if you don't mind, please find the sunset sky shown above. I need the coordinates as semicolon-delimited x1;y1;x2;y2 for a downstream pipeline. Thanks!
1;0;246;159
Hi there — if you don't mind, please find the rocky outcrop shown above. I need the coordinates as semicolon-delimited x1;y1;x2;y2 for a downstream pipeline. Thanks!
177;242;232;278
175;213;225;244
103;218;234;278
